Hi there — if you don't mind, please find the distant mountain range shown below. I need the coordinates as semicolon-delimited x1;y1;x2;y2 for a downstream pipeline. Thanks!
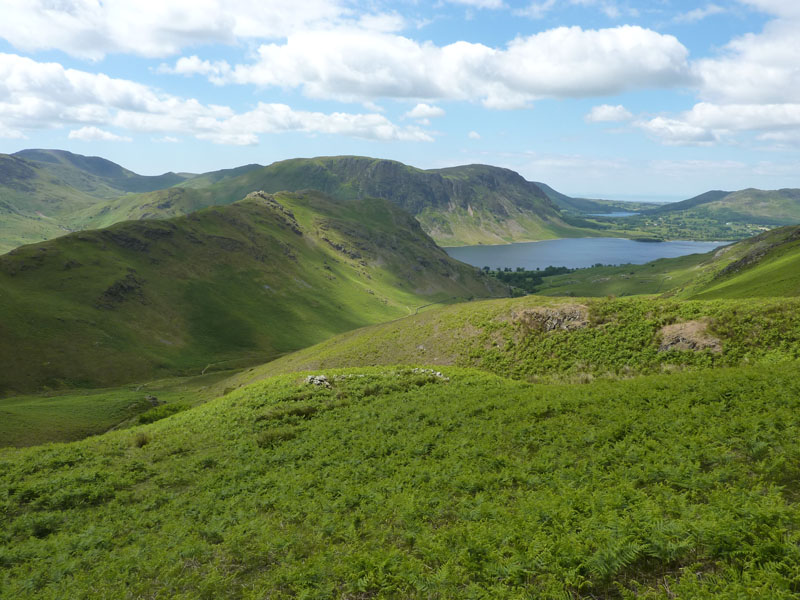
77;155;602;247
2;149;799;254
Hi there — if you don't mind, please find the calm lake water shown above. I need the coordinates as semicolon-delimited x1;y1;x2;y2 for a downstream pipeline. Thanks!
445;238;728;271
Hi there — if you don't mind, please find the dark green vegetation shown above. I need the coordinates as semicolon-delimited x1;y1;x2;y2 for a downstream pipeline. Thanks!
4;149;800;598
0;190;503;396
230;295;800;387
487;266;574;294
535;225;800;299
3;364;800;598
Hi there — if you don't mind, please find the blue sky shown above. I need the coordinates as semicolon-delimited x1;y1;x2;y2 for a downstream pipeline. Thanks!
0;0;798;201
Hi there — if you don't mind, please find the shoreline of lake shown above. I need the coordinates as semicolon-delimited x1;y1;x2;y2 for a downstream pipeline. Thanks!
442;236;733;250
444;237;729;271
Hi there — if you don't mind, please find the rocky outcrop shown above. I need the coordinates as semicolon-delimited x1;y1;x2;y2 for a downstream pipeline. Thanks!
658;320;721;352
511;305;588;333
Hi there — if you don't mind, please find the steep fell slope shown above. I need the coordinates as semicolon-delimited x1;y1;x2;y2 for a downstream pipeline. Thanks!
0;190;504;395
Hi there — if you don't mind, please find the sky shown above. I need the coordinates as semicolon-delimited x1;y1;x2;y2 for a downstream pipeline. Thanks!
0;0;798;202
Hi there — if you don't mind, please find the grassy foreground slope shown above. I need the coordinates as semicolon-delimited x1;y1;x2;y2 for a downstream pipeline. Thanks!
0;190;504;395
81;156;630;246
227;295;800;388
2;364;800;598
534;225;800;299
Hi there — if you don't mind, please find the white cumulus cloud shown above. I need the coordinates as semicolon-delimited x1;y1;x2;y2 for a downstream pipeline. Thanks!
468;131;481;139
173;26;689;107
405;103;445;119
0;0;353;59
0;53;433;145
68;126;132;142
585;104;633;122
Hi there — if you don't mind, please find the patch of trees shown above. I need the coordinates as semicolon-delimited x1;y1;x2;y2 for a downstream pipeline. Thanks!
484;265;573;294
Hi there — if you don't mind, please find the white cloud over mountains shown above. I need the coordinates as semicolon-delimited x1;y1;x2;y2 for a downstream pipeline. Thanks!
0;53;430;144
68;126;132;142
164;26;689;107
0;0;798;152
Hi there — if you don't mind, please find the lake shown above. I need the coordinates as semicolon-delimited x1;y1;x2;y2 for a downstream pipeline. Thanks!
444;237;728;271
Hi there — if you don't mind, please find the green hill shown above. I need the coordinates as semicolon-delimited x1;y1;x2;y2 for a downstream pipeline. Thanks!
645;188;800;226
0;150;265;253
3;362;800;598
599;187;800;241
0;190;504;396
645;190;731;215
225;295;800;388
12;149;189;195
80;156;622;247
533;225;800;299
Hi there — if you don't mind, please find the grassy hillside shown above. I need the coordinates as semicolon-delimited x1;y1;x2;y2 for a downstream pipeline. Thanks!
2;363;800;598
646;188;800;226
12;149;189;194
646;190;731;215
0;151;266;254
224;295;800;389
601;187;800;241
534;225;800;299
80;156;632;247
0;190;504;395
0;370;236;448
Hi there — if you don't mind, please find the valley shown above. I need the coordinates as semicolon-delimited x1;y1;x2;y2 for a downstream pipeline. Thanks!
2;149;800;598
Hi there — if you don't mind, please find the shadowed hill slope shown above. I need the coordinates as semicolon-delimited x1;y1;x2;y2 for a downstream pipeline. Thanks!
0;190;505;395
